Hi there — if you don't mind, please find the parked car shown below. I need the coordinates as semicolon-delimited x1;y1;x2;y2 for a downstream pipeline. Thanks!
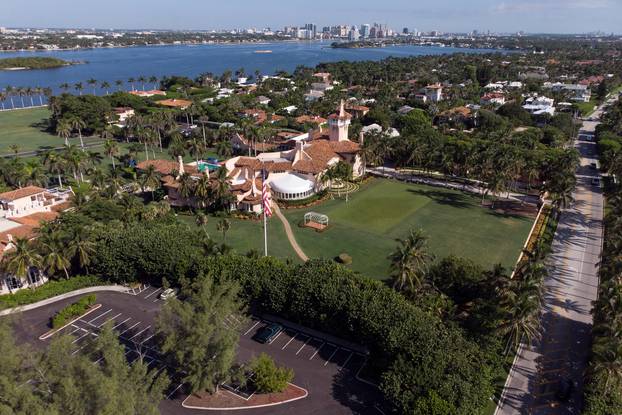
590;162;597;170
254;323;283;344
591;178;601;187
160;288;178;300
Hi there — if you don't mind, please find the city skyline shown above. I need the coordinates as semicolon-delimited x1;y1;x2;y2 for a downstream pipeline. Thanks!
3;0;621;34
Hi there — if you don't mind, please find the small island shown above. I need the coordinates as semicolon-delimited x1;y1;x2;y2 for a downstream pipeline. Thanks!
0;56;76;70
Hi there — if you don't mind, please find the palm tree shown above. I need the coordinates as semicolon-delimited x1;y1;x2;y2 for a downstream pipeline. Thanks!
198;115;210;147
8;144;20;157
138;76;147;91
85;151;103;172
186;139;205;164
23;160;48;187
59;83;70;93
56;118;72;146
2;237;42;290
39;232;71;280
101;81;111;95
128;77;136;91
388;229;433;292
68;116;87;149
215;139;232;158
115;80;124;91
193;173;213;209
177;172;195;202
5;86;15;109
104;139;120;169
41;151;66;188
217;219;231;244
140;164;161;200
74;82;84;96
149;76;158;90
66;230;95;274
86;78;98;95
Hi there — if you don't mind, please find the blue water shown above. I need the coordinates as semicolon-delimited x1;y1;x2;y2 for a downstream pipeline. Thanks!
0;41;496;98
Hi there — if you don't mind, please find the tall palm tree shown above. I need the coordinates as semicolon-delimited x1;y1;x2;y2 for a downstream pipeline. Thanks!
39;232;71;280
149;76;158;90
40;151;66;188
74;82;84;96
87;78;98;95
215;139;232;159
5;85;15;109
115;80;124;91
186;139;205;164
217;219;231;244
104;139;120;169
198;115;210;147
59;83;70;93
2;237;41;290
68;116;87;149
194;173;213;209
138;76;147;91
140;164;161;200
56;118;72;146
66;230;95;274
177;172;195;202
388;229;433;292
101;81;111;95
128;77;136;91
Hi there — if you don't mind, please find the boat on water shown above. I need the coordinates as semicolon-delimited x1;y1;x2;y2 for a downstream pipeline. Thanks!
254;50;273;54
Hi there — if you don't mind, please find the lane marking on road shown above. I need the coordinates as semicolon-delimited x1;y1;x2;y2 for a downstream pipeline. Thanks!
324;347;340;366
166;383;184;400
309;342;325;360
118;322;141;336
144;288;161;299
129;325;151;341
88;309;112;324
112;317;131;330
281;333;297;350
243;321;260;336
97;313;122;328
295;337;310;355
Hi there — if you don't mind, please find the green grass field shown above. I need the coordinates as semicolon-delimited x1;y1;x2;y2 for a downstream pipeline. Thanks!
281;179;534;279
0;108;61;154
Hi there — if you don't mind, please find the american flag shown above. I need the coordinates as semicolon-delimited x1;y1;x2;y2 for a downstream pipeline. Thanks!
262;181;272;218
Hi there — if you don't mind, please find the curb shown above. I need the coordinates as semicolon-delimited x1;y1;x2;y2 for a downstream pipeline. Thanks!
181;383;308;411
39;303;102;340
0;285;128;316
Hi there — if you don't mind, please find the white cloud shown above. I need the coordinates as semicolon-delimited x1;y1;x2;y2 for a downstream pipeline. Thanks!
493;0;612;13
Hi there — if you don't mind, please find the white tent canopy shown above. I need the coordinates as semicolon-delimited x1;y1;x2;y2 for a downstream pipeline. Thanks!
269;173;315;200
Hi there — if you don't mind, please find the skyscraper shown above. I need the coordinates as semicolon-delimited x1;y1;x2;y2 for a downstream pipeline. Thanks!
360;24;370;38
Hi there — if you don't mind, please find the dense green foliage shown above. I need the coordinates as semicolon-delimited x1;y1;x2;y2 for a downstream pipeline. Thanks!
0;320;168;414
0;275;102;309
155;276;246;393
250;353;294;393
0;57;71;70
51;294;96;328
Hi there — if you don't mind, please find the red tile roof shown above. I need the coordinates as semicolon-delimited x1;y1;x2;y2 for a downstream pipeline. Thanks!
0;186;46;202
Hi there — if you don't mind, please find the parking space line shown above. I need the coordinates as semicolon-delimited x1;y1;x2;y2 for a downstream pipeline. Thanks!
269;330;283;344
243;321;260;336
166;383;185;399
112;317;131;330
144;288;161;299
339;352;354;371
141;334;155;344
72;331;91;344
88;309;112;324
281;333;297;350
97;313;122;328
129;326;151;341
295;337;310;355
324;347;340;366
68;325;82;335
309;342;325;360
118;322;141;336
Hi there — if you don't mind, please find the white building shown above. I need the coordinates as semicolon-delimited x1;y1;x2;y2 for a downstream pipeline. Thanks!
523;96;556;116
424;84;443;102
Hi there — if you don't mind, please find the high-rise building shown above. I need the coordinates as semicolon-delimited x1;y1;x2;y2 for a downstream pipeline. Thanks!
403;27;409;35
349;26;360;41
360;24;370;38
304;23;317;38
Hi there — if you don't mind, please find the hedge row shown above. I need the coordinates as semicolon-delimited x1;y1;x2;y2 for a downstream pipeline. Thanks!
51;294;97;328
0;275;103;310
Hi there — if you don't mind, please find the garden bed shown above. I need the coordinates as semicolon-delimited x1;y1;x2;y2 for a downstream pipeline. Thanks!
182;383;307;411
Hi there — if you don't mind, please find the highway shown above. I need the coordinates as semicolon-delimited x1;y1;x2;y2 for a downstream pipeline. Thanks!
495;100;612;414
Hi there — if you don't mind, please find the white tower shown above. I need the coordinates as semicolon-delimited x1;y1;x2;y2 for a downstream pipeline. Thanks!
328;100;352;142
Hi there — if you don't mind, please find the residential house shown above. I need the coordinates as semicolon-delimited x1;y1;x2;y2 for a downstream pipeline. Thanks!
345;105;370;119
362;123;400;138
424;84;443;102
397;105;415;116
129;90;167;98
295;115;327;126
257;96;271;105
156;99;193;110
433;106;479;129
480;92;506;107
522;96;556;116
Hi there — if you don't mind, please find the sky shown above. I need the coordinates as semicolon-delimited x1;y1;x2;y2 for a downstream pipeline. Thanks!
3;0;621;34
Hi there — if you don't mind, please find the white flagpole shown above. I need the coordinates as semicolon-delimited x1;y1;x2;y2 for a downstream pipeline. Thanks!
263;164;268;257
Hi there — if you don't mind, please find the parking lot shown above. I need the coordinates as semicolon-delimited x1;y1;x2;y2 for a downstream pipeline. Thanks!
10;288;382;415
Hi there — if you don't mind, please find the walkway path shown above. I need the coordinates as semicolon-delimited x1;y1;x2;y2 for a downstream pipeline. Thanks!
495;103;609;414
272;204;309;262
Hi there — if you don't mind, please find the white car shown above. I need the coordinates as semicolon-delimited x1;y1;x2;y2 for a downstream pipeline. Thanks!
160;288;178;300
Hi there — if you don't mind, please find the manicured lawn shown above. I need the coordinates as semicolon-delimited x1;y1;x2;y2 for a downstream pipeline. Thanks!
281;179;534;280
177;213;299;262
576;99;598;116
0;108;105;155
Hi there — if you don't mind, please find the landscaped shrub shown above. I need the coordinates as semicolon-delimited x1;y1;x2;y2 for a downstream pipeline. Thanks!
0;275;103;309
336;253;353;265
51;294;97;328
250;353;294;393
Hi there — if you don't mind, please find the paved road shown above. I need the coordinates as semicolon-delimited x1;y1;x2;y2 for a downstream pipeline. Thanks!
495;106;608;414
